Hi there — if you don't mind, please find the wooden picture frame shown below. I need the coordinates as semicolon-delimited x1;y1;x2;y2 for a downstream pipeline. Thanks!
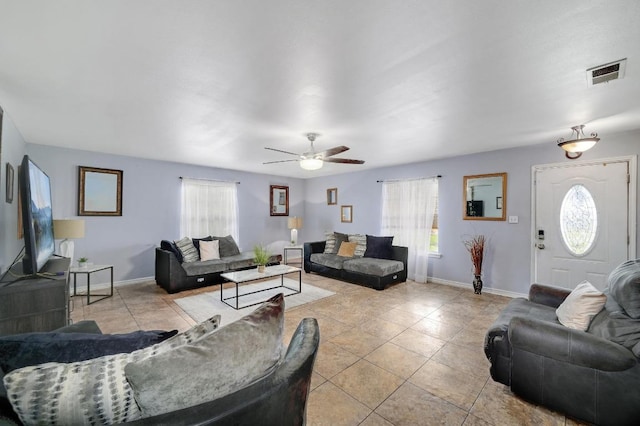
5;163;13;203
463;172;507;221
78;166;123;216
270;185;289;216
327;188;337;205
341;205;353;223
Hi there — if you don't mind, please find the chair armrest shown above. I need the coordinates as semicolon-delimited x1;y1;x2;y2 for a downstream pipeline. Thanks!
528;283;571;308
509;316;636;371
303;241;326;273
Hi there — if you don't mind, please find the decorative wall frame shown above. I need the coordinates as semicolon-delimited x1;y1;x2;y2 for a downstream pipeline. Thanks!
78;166;123;216
327;188;337;205
463;172;507;221
341;205;353;223
5;163;13;203
270;185;289;216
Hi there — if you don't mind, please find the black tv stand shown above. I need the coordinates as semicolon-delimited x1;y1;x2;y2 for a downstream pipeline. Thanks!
0;257;70;335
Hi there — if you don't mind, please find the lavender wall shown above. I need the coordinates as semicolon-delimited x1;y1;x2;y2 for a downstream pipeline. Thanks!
304;129;640;296
0;112;27;274
25;144;306;282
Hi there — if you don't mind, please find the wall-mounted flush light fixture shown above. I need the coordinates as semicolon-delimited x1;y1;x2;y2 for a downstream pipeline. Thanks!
557;125;600;160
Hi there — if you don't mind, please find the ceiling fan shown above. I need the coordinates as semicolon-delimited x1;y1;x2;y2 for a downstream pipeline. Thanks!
263;133;365;170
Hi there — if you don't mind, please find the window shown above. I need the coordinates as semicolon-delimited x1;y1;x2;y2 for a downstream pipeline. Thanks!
381;178;438;283
180;178;239;241
560;184;597;256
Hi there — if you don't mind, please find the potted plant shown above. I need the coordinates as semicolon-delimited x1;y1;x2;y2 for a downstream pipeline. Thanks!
253;245;271;273
78;257;89;269
463;235;486;294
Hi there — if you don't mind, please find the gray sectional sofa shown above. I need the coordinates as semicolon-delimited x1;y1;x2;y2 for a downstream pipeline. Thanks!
304;233;407;290
155;236;281;293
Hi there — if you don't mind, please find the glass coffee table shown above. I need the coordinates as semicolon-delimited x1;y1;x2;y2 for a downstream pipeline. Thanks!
219;265;302;310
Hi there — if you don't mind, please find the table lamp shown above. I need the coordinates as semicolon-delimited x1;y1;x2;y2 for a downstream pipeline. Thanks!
288;217;303;245
53;219;85;265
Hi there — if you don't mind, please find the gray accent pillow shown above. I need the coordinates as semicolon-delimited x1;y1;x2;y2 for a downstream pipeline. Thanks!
607;259;640;319
323;232;348;254
125;294;285;418
213;235;241;257
175;237;200;263
4;315;220;426
348;233;367;257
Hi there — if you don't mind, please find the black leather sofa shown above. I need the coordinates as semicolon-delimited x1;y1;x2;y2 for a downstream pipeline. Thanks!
485;272;640;425
155;245;281;293
1;319;320;426
304;240;407;290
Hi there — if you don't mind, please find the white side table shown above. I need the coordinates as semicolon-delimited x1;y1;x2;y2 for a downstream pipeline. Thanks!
284;245;304;268
69;264;114;305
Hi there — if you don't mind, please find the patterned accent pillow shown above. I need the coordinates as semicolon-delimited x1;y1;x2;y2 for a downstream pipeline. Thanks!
4;315;220;426
324;232;349;254
175;237;199;262
348;234;367;257
125;294;284;418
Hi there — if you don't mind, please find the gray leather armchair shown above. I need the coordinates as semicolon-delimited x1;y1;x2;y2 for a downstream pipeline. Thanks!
485;281;640;425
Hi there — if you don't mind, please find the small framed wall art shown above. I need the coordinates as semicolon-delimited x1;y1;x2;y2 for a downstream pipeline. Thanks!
5;163;14;203
327;188;337;205
270;185;289;216
341;205;353;223
78;166;123;216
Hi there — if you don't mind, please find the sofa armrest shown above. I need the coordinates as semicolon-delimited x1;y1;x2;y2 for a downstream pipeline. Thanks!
303;241;326;273
390;245;408;267
509;316;636;371
528;283;571;308
155;248;188;293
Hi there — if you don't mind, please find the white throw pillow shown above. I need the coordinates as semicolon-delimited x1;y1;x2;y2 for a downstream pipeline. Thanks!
199;239;220;261
556;280;607;331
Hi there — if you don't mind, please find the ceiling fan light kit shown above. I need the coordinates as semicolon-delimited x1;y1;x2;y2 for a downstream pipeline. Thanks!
264;132;365;170
557;124;600;160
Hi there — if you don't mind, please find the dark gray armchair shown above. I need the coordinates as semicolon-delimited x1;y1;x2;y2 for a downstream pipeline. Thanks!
485;261;640;425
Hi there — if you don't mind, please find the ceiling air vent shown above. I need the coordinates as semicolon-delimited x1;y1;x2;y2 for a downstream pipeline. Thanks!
586;58;627;86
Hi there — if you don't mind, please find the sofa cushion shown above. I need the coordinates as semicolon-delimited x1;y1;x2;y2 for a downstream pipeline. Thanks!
607;259;640;319
125;294;285;418
213;235;241;257
4;315;220;426
161;239;183;262
182;258;228;276
310;253;347;270
199;239;220;261
337;241;357;257
343;257;404;277
175;237;200;262
348;234;367;257
588;291;640;356
324;232;348;254
0;329;177;374
556;281;606;331
364;235;394;259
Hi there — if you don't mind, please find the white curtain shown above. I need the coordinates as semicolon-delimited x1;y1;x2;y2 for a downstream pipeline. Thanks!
180;178;239;242
381;178;438;283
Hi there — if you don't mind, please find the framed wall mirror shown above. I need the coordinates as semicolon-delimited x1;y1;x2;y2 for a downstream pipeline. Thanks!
270;185;289;216
463;172;507;221
78;166;123;216
341;205;352;223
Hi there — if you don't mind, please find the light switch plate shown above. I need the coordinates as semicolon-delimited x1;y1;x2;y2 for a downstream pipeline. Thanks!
508;216;519;224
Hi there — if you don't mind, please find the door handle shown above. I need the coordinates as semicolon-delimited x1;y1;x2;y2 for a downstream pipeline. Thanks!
536;243;545;249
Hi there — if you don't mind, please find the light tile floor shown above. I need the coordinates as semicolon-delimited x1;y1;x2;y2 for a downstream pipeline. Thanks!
70;273;585;426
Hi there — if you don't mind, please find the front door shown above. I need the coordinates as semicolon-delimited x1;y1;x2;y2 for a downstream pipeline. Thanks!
533;159;631;290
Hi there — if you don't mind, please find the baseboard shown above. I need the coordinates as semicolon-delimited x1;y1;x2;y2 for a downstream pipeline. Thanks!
428;277;526;299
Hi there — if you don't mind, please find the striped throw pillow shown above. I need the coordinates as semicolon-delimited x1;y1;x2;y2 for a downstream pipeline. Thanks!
175;237;199;262
348;234;367;257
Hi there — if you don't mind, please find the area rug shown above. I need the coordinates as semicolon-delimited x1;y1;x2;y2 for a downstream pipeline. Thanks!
174;278;335;325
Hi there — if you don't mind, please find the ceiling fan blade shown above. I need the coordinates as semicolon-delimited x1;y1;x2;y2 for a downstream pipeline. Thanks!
317;145;349;158
263;159;300;165
264;147;300;157
323;158;365;164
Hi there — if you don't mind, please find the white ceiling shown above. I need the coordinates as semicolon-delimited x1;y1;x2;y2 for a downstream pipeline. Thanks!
1;1;639;178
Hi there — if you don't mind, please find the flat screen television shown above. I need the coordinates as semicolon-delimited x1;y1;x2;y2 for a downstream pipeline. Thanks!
19;154;55;275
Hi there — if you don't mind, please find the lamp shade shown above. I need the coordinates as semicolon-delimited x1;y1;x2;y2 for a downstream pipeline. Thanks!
53;219;85;239
288;217;303;229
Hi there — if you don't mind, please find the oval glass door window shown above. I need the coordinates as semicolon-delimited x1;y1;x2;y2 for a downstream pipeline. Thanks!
560;184;598;256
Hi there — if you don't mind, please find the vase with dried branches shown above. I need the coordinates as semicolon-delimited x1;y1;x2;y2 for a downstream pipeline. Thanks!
463;234;486;294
